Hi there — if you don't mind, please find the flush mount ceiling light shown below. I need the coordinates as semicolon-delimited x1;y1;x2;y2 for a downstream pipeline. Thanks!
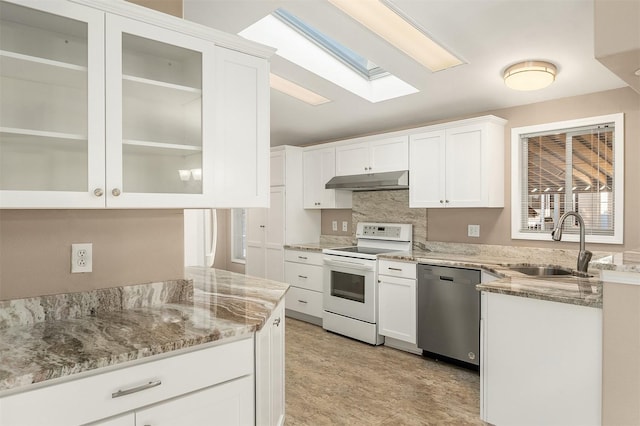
503;61;557;91
269;73;331;106
327;0;463;72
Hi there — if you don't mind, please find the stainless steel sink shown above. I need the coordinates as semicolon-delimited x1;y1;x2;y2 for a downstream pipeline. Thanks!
508;265;593;278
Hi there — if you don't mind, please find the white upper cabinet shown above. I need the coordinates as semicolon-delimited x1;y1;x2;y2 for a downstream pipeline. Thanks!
335;135;408;176
0;0;272;209
303;146;352;209
0;0;105;208
211;46;269;207
105;14;215;208
409;116;506;208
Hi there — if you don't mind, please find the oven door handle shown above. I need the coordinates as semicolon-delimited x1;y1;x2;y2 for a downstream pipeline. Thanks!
324;259;375;271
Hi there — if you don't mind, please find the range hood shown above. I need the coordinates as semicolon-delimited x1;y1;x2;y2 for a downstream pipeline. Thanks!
325;170;409;191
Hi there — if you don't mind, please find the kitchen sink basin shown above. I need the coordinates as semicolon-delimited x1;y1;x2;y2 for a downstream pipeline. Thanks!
507;265;593;278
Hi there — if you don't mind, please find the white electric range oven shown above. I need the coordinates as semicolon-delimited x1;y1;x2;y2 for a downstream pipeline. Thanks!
322;222;412;345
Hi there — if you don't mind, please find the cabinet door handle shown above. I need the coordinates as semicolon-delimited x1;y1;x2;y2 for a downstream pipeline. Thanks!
111;188;121;197
298;275;308;279
298;256;308;260
273;317;281;327
112;380;162;398
93;188;104;197
388;267;402;271
298;299;308;304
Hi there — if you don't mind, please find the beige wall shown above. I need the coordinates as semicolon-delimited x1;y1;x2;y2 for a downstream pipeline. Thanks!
321;209;352;236
126;0;183;17
320;87;640;252
0;210;184;300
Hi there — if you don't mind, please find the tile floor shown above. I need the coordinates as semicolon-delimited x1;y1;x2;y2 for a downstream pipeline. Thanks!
285;318;485;425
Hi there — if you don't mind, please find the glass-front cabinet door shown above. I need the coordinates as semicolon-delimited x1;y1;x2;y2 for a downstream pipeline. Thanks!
0;0;105;208
105;14;215;208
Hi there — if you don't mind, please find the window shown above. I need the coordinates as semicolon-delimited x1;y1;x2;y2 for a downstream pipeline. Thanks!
239;8;418;103
272;8;388;81
511;113;624;244
231;209;246;263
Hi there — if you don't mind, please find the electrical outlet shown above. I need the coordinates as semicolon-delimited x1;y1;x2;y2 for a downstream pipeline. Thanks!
332;220;338;231
71;243;92;273
342;221;348;232
468;224;480;238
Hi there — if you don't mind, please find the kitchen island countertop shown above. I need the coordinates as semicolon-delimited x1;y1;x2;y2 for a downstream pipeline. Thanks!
0;267;289;394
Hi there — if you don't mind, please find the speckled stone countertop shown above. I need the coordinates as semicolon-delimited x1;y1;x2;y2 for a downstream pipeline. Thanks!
591;247;640;273
284;241;350;252
380;249;602;308
0;267;289;394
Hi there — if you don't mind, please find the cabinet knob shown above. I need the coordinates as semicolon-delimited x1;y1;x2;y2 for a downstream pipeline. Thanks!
440;200;444;204
260;225;265;228
93;188;104;197
111;188;121;197
445;200;450;203
273;317;281;327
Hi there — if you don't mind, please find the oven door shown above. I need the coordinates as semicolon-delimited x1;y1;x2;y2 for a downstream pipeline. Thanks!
323;255;376;323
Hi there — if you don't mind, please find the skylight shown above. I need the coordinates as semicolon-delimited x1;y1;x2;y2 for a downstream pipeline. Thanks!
272;9;388;81
239;8;418;103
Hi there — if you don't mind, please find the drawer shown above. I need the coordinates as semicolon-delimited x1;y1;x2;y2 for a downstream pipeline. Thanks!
284;249;323;266
378;259;417;279
285;287;323;318
0;338;254;426
285;262;323;292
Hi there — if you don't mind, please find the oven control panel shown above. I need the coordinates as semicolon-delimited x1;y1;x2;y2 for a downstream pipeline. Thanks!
360;225;401;238
356;223;412;242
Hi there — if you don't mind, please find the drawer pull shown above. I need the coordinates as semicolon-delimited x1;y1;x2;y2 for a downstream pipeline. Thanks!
298;299;308;304
388;267;403;271
273;317;281;327
298;256;308;260
298;275;308;279
112;380;162;398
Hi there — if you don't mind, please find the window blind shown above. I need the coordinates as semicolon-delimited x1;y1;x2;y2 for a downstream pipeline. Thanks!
519;121;615;237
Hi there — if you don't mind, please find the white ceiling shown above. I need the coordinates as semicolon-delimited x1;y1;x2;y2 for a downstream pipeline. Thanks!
184;0;627;147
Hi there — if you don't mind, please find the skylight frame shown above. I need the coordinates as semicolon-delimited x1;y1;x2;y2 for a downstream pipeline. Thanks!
272;8;389;81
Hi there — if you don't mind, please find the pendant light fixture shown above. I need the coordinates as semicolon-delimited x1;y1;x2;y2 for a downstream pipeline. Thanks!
504;61;557;91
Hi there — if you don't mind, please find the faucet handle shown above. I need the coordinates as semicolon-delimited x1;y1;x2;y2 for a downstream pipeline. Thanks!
577;250;593;273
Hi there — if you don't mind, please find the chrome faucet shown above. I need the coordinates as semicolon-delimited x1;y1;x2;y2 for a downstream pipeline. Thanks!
551;211;592;273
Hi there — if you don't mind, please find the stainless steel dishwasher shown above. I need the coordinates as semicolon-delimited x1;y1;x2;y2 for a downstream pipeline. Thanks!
417;264;481;367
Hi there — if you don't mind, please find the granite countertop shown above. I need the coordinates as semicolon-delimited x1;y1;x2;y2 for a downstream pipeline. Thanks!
590;247;640;273
284;241;351;252
381;249;602;308
0;267;289;394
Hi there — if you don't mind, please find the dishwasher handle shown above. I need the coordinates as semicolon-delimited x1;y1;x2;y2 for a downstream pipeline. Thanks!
440;276;454;282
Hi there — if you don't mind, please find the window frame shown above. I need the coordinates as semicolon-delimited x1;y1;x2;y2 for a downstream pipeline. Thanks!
230;208;246;264
510;113;624;244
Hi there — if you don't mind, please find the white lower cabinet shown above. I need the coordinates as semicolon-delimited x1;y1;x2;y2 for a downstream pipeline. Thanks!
378;260;417;346
480;291;602;426
0;338;256;426
284;249;323;324
255;302;285;426
135;376;254;426
90;413;135;426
